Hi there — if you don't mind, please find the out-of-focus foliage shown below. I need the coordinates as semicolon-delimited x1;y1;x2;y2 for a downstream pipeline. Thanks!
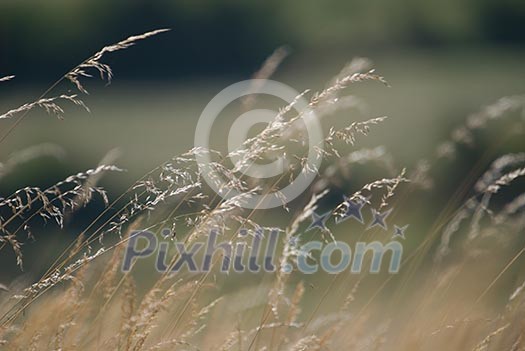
1;0;524;82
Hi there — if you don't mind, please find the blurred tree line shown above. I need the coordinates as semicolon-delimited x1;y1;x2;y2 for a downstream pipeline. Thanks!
1;0;524;83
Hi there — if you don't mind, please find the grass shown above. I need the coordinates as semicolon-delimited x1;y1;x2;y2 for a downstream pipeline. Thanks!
1;30;525;350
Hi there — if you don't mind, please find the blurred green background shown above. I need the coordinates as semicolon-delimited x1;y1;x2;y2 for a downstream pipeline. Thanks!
1;0;523;171
2;0;525;82
1;0;525;279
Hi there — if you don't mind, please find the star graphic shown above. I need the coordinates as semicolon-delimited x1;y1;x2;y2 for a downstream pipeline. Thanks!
306;211;331;232
336;195;365;224
368;208;393;230
288;235;300;247
393;224;408;239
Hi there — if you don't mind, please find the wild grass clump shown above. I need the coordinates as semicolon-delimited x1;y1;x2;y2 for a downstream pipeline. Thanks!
1;30;525;350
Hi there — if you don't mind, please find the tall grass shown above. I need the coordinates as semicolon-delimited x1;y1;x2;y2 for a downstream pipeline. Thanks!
1;30;525;350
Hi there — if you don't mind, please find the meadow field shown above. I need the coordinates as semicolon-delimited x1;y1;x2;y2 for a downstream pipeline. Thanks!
1;6;525;350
